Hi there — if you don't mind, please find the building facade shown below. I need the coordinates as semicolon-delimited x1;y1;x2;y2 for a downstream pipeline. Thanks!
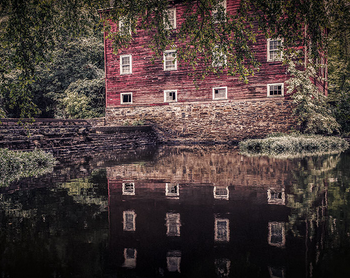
101;0;299;142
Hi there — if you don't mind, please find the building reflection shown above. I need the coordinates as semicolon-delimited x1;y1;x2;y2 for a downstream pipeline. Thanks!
106;147;329;277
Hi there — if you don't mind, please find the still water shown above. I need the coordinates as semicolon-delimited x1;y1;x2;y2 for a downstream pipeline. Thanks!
1;145;350;278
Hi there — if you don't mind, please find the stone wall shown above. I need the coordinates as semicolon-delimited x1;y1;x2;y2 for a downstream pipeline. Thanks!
0;119;158;156
106;98;297;143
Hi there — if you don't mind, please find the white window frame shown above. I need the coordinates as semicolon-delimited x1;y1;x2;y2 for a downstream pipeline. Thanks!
119;18;131;35
122;182;135;195
215;217;230;242
268;222;285;248
212;0;227;23
267;83;284;97
120;54;132;75
165;212;181;236
167;251;181;273
214;186;229;200
212;86;228;100
123;248;137;269
120;92;133;104
267;38;283;62
164;8;176;30
163;50;177;71
165;183;180;197
123;210;136;231
164;90;178;102
212;45;227;67
267;188;285;205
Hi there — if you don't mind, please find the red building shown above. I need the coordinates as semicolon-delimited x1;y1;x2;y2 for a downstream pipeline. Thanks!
102;0;289;107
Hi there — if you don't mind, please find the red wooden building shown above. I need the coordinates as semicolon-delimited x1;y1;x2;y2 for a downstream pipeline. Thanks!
101;0;290;109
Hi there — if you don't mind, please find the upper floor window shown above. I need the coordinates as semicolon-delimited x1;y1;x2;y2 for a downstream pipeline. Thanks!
120;55;132;75
267;83;284;97
121;92;133;104
123;210;136;231
212;46;227;67
268;222;285;247
213;86;227;100
212;0;226;23
119;18;131;35
215;217;230;242
164;50;177;71
267;38;283;61
164;8;176;30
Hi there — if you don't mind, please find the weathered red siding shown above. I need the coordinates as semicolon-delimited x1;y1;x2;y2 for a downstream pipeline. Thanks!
103;0;290;108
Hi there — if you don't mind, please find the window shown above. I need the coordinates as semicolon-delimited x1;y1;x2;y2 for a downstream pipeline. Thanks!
215;259;231;277
123;248;137;269
215;217;230;242
123;210;136;231
212;0;226;22
167;251;181;273
212;87;227;100
214;186;229;200
120;55;132;74
122;182;135;195
119;18;131;35
268;267;285;278
267;188;285;205
164;50;177;71
164;90;177;102
165;212;181;236
164;8;176;29
267;83;284;97
267;39;283;61
212;46;227;67
268;222;285;247
121;92;133;104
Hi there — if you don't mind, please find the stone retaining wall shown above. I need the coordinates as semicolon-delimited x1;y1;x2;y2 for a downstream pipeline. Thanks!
106;98;297;143
0;119;158;156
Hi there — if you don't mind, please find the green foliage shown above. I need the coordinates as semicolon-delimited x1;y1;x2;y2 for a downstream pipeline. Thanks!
239;134;349;158
0;149;56;187
286;58;340;134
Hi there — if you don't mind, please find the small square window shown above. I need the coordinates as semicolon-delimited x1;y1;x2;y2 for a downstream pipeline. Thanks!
267;188;285;205
267;83;284;97
123;182;135;195
213;87;227;100
166;183;179;197
267;39;283;61
121;92;133;104
164;90;177;102
120;55;132;75
164;8;176;30
214;186;229;200
164;50;177;71
212;0;226;23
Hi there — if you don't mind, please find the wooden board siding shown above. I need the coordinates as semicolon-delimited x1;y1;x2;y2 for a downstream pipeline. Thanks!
103;0;290;108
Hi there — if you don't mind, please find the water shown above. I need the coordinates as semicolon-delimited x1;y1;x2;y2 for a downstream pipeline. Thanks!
1;145;350;278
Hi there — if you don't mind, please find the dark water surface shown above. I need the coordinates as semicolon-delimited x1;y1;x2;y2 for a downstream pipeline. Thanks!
1;145;350;278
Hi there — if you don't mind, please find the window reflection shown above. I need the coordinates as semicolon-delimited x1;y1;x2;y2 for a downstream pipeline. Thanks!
215;258;231;277
268;266;285;278
122;182;135;195
167;250;181;273
215;218;230;242
165;212;181;236
267;188;285;205
123;248;137;269
214;186;229;200
123;210;136;231
165;183;179;198
268;222;285;247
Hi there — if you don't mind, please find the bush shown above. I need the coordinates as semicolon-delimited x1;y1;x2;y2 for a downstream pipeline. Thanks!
0;149;56;186
239;134;349;158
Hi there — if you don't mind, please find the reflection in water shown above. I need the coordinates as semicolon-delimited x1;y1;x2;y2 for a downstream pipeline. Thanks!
0;146;350;277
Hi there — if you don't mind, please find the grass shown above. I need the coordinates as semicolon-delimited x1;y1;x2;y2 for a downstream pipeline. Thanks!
0;149;56;187
239;133;349;158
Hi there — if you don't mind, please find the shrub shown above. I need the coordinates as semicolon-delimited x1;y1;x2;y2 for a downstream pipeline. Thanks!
0;149;56;187
239;134;349;158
